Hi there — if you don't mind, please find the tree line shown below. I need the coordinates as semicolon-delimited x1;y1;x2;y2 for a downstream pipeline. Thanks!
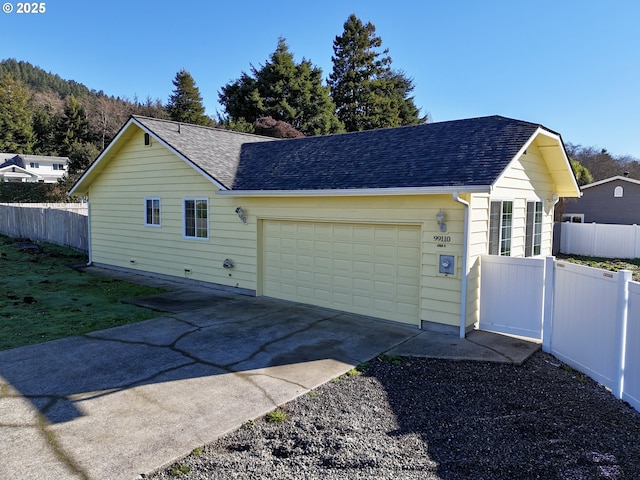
0;14;425;178
0;13;637;199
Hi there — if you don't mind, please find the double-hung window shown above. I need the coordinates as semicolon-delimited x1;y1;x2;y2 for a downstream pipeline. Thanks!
183;198;208;239
144;197;161;227
525;201;543;257
488;201;513;256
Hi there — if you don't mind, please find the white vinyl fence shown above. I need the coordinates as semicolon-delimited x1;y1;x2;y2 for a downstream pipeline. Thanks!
480;255;640;412
0;203;88;251
559;222;640;258
479;255;545;339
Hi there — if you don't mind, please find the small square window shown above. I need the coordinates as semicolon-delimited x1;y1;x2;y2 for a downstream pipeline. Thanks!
144;197;161;227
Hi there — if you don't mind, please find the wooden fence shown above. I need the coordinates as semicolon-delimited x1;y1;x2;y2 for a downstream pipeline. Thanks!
0;203;88;251
480;255;640;413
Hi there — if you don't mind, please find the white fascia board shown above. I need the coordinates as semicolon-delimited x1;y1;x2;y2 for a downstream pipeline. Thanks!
581;175;640;190
216;185;492;197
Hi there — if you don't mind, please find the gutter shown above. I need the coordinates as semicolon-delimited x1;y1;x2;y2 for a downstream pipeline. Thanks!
216;185;492;197
453;192;470;338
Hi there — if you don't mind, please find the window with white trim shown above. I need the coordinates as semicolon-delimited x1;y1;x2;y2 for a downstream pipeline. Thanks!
488;200;513;256
144;197;161;227
183;198;208;239
525;201;543;257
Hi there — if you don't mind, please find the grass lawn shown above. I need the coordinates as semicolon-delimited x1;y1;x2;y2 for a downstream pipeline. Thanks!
0;235;166;351
557;253;640;282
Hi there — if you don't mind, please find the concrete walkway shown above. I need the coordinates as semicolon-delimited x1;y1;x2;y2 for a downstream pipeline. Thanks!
0;269;539;480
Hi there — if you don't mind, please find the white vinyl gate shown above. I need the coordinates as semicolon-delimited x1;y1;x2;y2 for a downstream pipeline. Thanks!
478;255;545;339
479;254;640;412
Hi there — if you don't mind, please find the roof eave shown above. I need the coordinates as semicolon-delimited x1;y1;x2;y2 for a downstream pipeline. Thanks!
216;185;492;197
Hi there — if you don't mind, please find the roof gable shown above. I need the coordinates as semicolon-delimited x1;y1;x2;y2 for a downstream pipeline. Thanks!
0;154;25;169
70;116;274;196
133;116;274;188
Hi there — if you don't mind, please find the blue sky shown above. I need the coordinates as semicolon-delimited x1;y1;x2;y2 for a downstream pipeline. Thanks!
1;0;639;158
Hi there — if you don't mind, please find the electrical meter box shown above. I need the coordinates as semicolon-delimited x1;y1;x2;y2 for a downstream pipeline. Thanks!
439;255;455;275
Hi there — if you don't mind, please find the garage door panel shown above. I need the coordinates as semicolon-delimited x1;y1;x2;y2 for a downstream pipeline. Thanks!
398;265;420;279
314;257;332;271
314;288;331;302
296;239;313;252
314;272;331;286
398;227;421;243
398;246;421;261
353;260;373;275
353;226;374;241
374;227;396;242
352;243;374;258
333;242;352;256
333;258;351;272
314;224;333;237
333;291;352;308
333;275;351;289
374;280;395;296
262;220;420;325
352;277;372;293
297;255;313;268
333;224;353;239
297;270;313;284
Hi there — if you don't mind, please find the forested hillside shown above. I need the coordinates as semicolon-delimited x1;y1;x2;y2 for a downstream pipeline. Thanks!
0;59;167;174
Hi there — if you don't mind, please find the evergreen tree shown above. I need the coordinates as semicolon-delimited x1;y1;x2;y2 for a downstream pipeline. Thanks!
219;38;343;136
56;95;92;156
0;76;34;153
328;14;426;131
166;70;211;125
31;104;58;155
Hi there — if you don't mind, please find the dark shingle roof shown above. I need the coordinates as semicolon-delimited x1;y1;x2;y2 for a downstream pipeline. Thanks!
132;115;545;192
0;155;25;169
231;116;542;191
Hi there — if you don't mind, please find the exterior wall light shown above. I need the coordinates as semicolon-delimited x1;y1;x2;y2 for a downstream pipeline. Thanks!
436;209;447;232
235;207;247;223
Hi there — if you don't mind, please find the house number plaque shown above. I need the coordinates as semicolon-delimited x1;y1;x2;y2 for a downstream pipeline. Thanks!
433;235;451;248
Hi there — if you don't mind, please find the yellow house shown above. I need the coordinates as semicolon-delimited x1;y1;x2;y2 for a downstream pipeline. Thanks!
70;115;580;336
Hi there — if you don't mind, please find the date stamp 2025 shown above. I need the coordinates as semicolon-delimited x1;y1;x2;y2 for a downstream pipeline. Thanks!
3;2;47;14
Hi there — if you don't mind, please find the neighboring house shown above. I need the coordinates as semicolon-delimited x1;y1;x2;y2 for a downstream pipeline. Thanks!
0;153;69;183
70;115;580;335
562;175;640;224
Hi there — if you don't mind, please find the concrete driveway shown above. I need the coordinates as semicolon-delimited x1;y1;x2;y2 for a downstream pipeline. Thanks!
0;286;423;480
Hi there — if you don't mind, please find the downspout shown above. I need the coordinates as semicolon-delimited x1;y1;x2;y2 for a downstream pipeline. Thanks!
453;192;470;338
85;198;92;266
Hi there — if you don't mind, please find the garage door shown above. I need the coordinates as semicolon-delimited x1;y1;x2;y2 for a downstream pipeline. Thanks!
262;220;421;325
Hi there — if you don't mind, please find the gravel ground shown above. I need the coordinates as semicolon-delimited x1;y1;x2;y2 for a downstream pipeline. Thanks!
148;351;640;480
